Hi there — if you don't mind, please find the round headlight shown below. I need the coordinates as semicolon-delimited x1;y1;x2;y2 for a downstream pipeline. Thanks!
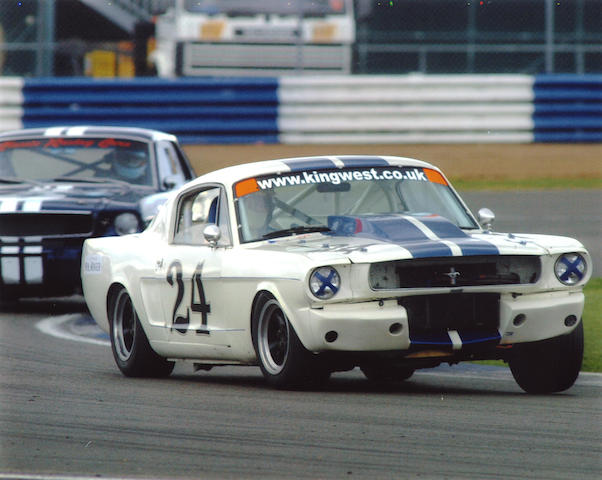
554;253;586;285
114;213;140;235
309;266;340;300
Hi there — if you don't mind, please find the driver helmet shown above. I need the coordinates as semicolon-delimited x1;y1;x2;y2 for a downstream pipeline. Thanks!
114;149;148;180
242;190;274;238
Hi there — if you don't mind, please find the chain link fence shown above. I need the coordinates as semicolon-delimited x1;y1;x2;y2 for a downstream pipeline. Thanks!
1;0;600;77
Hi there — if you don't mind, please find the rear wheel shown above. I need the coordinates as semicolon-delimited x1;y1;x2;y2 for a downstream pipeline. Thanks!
110;287;174;378
509;321;583;394
252;294;329;388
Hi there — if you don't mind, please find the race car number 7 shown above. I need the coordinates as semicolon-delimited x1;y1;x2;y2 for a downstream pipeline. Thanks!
166;260;211;335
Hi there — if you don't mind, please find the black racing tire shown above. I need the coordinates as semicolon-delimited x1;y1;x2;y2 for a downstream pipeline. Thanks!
252;293;329;388
360;364;415;383
110;287;174;378
509;320;583;394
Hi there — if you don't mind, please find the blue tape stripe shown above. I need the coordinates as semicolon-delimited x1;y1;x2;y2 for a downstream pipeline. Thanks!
282;157;337;172
458;331;501;345
410;332;452;347
410;331;501;348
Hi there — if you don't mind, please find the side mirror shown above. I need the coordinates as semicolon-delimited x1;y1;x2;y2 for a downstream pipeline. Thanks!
477;207;495;232
150;0;173;15
203;224;221;247
162;175;179;190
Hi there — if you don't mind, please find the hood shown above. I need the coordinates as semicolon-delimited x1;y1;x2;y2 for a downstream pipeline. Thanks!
0;181;151;213
255;214;580;264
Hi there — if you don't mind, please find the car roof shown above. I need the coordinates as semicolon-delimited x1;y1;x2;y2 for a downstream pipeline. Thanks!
0;126;178;143
192;155;440;189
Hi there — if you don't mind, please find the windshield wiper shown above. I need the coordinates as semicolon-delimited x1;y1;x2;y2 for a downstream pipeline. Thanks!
0;176;42;185
262;225;331;240
0;177;23;184
51;176;130;186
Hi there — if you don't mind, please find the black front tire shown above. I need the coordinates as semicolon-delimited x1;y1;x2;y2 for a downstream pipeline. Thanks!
252;293;329;388
509;321;583;394
110;288;174;378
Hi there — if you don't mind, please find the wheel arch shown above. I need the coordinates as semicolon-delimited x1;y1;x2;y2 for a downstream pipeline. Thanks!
106;282;126;324
250;283;312;352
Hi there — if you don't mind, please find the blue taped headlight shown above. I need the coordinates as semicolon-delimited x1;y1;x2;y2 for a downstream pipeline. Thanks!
114;213;140;235
309;266;340;300
554;253;586;285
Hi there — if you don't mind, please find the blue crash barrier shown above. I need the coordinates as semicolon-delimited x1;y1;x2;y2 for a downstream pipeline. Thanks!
20;77;280;144
533;74;602;143
0;74;599;144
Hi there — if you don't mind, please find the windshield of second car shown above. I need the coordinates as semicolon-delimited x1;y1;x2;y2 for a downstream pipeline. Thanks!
234;166;478;243
0;137;154;187
184;0;347;15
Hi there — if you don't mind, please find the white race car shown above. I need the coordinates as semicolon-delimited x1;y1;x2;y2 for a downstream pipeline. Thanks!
81;156;590;393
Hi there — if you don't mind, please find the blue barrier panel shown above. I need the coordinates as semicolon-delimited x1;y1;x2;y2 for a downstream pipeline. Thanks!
533;74;602;143
22;77;279;144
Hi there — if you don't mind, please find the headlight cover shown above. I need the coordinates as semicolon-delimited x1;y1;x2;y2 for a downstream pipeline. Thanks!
554;253;586;285
309;266;340;300
114;213;140;235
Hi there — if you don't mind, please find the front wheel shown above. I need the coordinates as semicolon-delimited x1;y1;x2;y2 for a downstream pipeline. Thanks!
252;294;329;388
110;288;174;378
509;321;583;394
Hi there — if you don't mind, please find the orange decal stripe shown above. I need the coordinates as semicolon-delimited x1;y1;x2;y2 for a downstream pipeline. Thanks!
424;168;448;186
235;178;260;197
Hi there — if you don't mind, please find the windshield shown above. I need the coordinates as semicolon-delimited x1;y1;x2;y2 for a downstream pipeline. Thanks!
234;166;478;243
0;137;154;187
184;0;347;15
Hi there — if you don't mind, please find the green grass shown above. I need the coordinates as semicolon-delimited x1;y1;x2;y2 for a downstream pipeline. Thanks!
583;277;602;372
451;177;602;191
474;278;602;373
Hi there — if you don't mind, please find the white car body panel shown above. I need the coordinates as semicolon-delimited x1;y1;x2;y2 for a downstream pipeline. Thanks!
82;155;590;374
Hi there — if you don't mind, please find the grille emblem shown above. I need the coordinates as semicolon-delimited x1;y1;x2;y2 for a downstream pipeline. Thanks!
443;267;461;286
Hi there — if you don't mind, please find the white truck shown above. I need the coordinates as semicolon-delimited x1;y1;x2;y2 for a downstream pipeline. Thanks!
151;0;355;77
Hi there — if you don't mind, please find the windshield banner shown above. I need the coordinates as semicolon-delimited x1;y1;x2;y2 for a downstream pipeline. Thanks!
235;167;447;197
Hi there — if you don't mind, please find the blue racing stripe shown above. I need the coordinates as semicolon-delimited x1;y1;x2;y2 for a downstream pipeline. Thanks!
400;241;453;258
415;215;500;256
454;238;500;256
282;157;337;172
365;216;453;257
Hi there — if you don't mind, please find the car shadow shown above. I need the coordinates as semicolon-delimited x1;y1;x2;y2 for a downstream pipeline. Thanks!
166;368;531;397
1;295;88;314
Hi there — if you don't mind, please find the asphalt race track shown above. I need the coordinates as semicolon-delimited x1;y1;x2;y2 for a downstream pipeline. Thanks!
1;190;601;480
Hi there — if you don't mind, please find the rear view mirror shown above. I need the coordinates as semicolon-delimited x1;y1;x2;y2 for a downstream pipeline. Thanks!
317;182;350;193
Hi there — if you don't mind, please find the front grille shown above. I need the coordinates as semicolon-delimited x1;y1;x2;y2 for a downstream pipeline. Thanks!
0;212;93;237
398;293;500;335
370;255;540;289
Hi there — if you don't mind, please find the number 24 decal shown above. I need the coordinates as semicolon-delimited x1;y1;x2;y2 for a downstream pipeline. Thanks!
166;260;211;335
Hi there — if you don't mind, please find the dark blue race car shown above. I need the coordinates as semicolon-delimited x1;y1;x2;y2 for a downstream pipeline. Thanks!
0;126;195;301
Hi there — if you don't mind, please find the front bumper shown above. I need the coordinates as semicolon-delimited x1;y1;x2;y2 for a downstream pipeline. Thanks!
0;238;84;298
302;290;584;354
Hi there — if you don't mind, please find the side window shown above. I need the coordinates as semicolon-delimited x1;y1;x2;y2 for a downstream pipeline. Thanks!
173;186;231;246
156;141;186;189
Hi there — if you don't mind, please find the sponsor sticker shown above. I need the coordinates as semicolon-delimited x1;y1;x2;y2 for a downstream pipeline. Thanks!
234;167;447;197
83;255;103;275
